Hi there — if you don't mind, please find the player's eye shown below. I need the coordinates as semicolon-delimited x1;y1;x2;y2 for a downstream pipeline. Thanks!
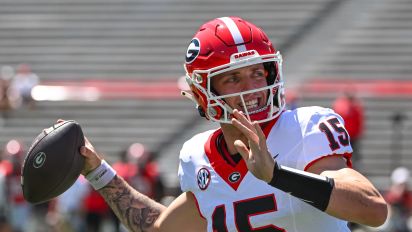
254;70;265;78
223;75;239;84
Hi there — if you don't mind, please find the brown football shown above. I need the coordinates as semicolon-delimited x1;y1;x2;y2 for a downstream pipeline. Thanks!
21;120;85;204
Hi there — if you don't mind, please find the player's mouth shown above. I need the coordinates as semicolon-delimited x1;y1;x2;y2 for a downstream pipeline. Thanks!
240;98;267;114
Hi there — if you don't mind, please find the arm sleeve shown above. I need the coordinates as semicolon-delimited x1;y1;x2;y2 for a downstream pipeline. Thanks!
297;107;353;170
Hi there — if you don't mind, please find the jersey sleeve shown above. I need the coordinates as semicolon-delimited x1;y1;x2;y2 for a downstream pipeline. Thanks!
297;107;353;170
178;140;197;193
178;130;214;193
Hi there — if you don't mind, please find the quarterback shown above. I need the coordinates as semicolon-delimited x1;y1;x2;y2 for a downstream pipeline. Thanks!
79;16;388;231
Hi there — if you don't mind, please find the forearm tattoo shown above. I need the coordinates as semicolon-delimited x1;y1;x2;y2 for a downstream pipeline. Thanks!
98;175;165;232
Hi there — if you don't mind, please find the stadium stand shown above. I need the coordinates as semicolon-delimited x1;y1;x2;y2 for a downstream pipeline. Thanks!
0;0;342;190
0;0;410;193
294;0;412;189
1;99;196;163
0;0;339;80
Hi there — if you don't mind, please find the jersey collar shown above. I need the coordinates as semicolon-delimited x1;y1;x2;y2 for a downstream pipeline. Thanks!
204;116;279;191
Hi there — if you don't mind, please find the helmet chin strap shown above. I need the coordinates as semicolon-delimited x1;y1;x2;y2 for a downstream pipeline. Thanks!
208;91;235;123
220;101;234;120
181;90;197;105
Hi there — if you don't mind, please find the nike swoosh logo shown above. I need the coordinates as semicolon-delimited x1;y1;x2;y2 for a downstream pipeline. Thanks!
285;192;314;204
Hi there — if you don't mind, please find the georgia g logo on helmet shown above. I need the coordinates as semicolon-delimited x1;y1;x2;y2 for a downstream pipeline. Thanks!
185;38;200;64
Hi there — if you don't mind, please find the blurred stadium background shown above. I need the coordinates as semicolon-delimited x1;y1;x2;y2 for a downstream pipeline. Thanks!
0;0;411;231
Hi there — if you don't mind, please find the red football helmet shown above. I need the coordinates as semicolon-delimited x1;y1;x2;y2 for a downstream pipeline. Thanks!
183;16;285;124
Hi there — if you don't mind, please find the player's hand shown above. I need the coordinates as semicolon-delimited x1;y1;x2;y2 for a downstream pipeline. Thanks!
79;137;103;176
55;119;102;176
231;109;275;183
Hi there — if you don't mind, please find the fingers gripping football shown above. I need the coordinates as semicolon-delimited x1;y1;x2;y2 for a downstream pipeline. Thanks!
80;137;103;176
231;110;275;183
57;119;102;175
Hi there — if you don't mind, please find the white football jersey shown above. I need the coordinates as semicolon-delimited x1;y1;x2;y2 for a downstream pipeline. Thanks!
178;106;353;232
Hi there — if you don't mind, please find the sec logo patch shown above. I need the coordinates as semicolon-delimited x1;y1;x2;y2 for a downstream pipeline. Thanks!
197;167;211;190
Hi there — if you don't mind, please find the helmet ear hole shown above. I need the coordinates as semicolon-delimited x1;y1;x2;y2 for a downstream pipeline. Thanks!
264;62;278;85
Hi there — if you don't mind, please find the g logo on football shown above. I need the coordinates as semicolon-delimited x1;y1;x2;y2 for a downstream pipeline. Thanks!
185;38;200;64
33;152;46;168
197;167;211;190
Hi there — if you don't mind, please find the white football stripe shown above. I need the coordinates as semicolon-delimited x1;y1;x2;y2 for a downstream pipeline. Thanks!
218;17;246;52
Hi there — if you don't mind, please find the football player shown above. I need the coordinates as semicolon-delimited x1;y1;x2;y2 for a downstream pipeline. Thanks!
80;16;388;231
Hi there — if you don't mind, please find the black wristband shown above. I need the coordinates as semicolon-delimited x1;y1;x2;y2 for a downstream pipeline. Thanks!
268;162;334;211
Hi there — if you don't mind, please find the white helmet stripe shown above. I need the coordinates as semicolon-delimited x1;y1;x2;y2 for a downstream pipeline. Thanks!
218;17;247;52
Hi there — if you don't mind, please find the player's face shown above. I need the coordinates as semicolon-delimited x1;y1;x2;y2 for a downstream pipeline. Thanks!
211;63;269;113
